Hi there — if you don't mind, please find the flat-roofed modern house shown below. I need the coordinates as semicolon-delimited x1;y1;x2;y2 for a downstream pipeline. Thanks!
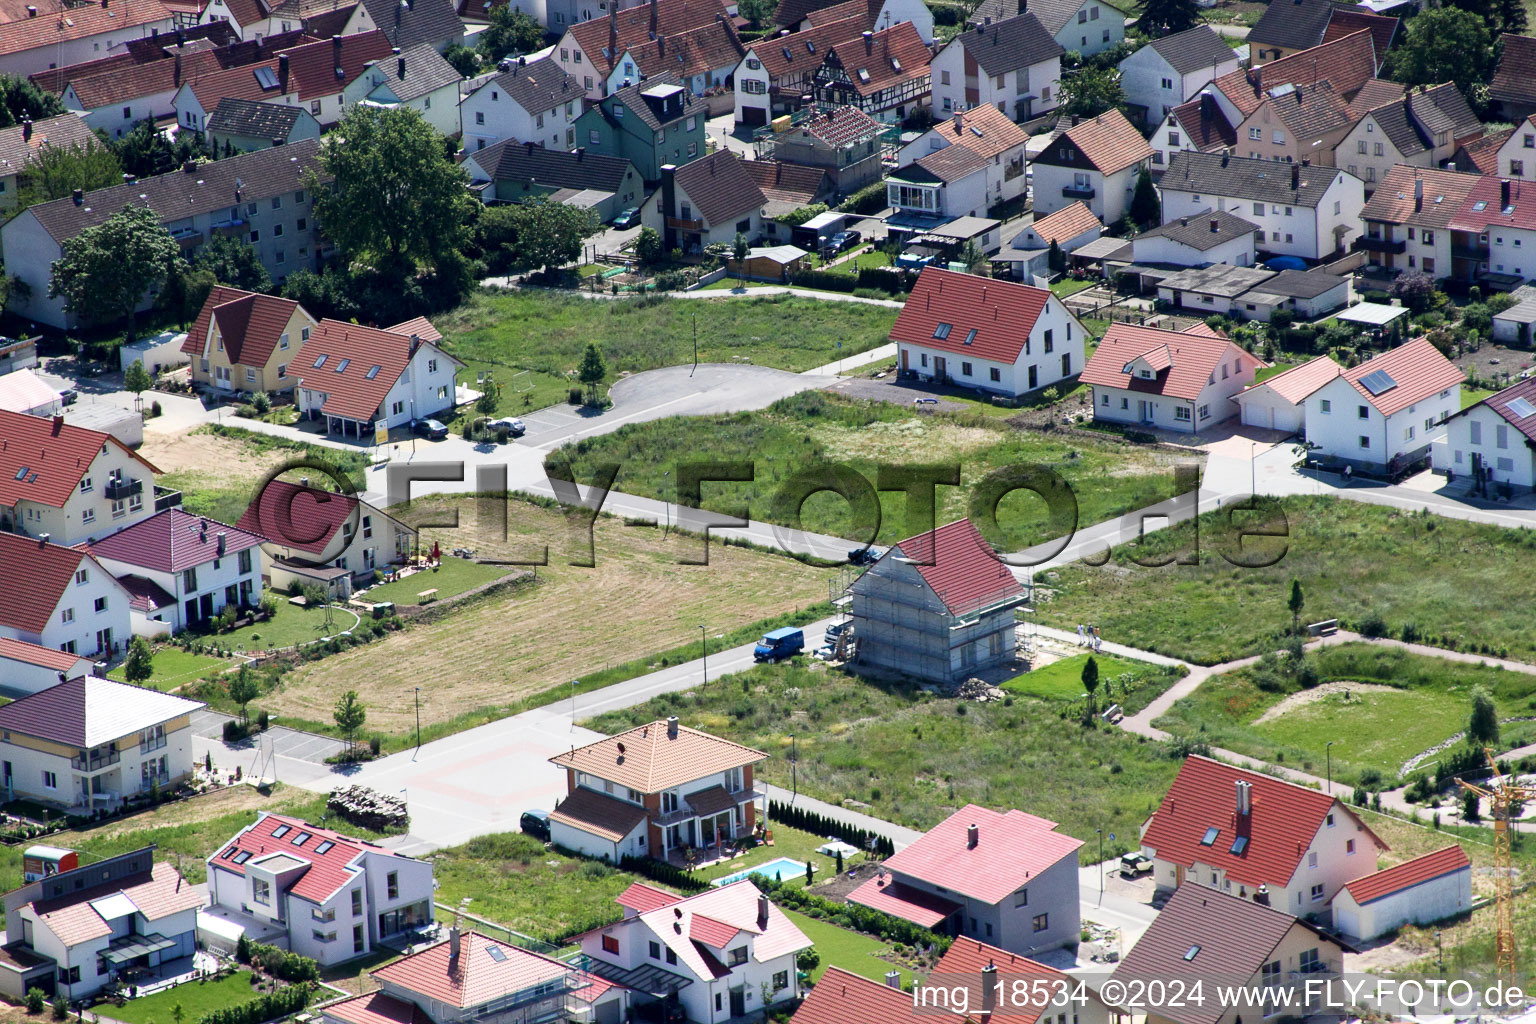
848;804;1082;954
547;716;767;864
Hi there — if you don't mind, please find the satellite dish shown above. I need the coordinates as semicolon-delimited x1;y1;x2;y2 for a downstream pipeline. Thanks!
617;742;627;755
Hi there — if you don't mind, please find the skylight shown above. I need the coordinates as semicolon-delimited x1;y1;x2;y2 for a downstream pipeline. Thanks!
1509;396;1536;418
366;365;381;379
1184;945;1201;961
220;847;236;859
963;329;977;345
233;851;252;864
1360;368;1398;395
13;467;27;480
254;65;279;89
486;946;508;963
314;841;335;855
313;354;328;368
890;57;901;72
857;68;870;83
334;358;350;373
782;46;792;61
1200;826;1220;846
1230;836;1248;855
1474;200;1488;211
933;323;952;339
271;824;291;839
292;831;313;846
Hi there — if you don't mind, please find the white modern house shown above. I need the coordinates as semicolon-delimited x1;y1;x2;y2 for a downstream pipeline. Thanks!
0;533;133;660
0;676;204;811
896;105;1029;206
928;12;1061;121
291;319;462;436
236;480;417;595
1029;109;1152;225
1305;337;1463;474
1080;322;1265;433
459;56;584;152
204;813;436;965
87;509;265;637
581;881;811;1024
1436;378;1536;491
1159;151;1365;260
890;267;1087;396
1117;26;1239;127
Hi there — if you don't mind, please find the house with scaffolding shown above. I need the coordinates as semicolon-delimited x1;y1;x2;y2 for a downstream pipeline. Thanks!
848;517;1027;685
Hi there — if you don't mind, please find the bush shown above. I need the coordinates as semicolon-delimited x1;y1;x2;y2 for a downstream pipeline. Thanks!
257;710;270;731
1357;613;1388;638
756;877;950;952
25;988;44;1015
200;982;311;1024
840;181;888;216
222;719;252;743
247;943;319;983
370;735;382;755
568;386;584;405
617;854;709;892
50;996;65;1021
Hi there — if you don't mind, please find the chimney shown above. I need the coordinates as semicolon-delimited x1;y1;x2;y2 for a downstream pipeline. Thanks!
757;894;770;927
174;52;181;86
884;971;901;989
661;162;677;226
279;52;290;91
21;118;31;141
72;188;83;205
966;823;978;849
25;4;35;14
1502;178;1512;207
1209;218;1218;233
37;534;49;548
863;30;872;54
1290;162;1299;190
525;140;535;154
1220;149;1229;168
609;4;618;62
1254;883;1270;907
1179;216;1188;227
666;715;679;738
953;110;962;133
1414;176;1423;212
183;160;197;173
217;532;227;555
333;33;342;57
657;34;664;57
649;0;658;35
1017;0;1026;12
981;961;998;1014
1235;779;1251;816
398;53;406;79
449;925;461;962
576;146;585;161
273;137;284;146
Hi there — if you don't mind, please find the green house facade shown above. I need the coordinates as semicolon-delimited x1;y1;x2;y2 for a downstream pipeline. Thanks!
573;77;707;183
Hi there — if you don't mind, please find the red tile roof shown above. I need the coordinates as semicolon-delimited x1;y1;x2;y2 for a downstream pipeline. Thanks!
1167;95;1236;152
1141;756;1386;889
924;103;1027;161
889;267;1055;365
749;14;866;79
0;0;175;58
214;812;400;903
0;114;100;180
823;19;929;97
789;967;929;1024
234;479;372;555
1450;170;1536;232
0;637;89;674
1079;322;1265;403
185;29;392;109
799;103;885;147
0;533;116;636
631;880;811;979
617;882;683;914
88;507;263;574
1321;9;1396;71
687;914;741;949
323;992;435;1024
1341;845;1469;906
26;861;203;947
1490;33;1536;109
0;408;158;511
119;574;177;614
387;316;443;343
878;803;1081;905
934;939;1073;1024
1360;164;1483;229
292;318;447;423
181;286;307;364
1027;201;1101;246
1241;354;1340;404
1036;108;1152;175
548;785;650;842
565;0;730;75
1213;30;1377;118
883;518;1024;619
844;875;959;928
372;931;570;1007
1340;336;1464;417
1463;376;1536;446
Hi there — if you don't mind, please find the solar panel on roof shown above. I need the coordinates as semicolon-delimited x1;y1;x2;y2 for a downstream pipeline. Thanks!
1360;368;1398;395
1508;396;1536;419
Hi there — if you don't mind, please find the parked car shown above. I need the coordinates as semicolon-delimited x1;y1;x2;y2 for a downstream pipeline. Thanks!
912;397;939;405
828;229;862;253
1120;852;1153;878
847;546;882;565
825;621;852;639
411;418;449;440
58;388;78;406
613;208;640;229
753;626;804;662
520;809;551;841
490;417;526;437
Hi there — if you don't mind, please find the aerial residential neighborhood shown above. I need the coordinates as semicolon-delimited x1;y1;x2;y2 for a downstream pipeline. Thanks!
1;0;1536;1019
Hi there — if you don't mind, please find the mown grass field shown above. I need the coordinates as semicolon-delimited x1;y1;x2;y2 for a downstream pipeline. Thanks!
550;392;1192;550
584;661;1183;861
266;496;835;741
432;291;899;393
784;909;919;988
1000;652;1183;715
1152;644;1536;783
107;648;228;690
1039;496;1536;665
363;557;511;606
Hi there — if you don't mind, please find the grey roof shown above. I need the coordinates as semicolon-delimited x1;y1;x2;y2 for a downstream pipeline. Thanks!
953;12;1062;75
1134;208;1258;251
1146;25;1238;75
24;139;322;246
1016;0;1090;35
1159;263;1274;297
362;0;465;51
1494;297;1536;324
476;55;583;115
915;143;990;182
1249;0;1336;51
1369;99;1430;157
671;150;766;226
1244;268;1348;300
374;41;463;101
603;74;704;132
469;138;637;193
1161;150;1348;209
206;97;311;139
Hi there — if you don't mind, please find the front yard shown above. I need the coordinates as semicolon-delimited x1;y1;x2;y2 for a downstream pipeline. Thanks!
108;648;229;690
784;908;919;988
214;601;360;653
110;971;271;1024
1000;652;1184;715
362;557;512;606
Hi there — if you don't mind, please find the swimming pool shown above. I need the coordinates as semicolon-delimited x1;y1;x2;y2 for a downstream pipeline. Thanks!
710;856;808;887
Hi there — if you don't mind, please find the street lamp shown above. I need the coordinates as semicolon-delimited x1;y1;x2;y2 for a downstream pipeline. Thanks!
663;470;671;537
790;733;798;802
1436;930;1444;974
571;679;578;730
700;625;708;685
414;687;421;753
1096;828;1103;903
1326;741;1334;794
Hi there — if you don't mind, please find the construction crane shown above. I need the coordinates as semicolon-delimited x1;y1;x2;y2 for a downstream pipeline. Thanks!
1455;748;1534;984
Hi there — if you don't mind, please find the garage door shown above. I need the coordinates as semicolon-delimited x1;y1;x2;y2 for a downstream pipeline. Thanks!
740;106;767;127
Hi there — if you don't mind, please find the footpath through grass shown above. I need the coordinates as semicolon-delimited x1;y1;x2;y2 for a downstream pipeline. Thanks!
1153;643;1536;784
1039;496;1536;665
583;661;1183;860
550;391;1190;550
432;290;898;394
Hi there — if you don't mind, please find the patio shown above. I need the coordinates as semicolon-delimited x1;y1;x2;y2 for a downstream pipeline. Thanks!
117;952;218;999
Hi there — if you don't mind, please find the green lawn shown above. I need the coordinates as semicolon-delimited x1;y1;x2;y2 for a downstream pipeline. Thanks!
206;601;359;653
113;971;269;1024
1000;652;1183;714
1152;643;1536;783
697;823;866;887
1462;387;1496;410
108;648;228;690
431;291;899;402
784;908;918;988
584;661;1181;861
549;391;1189;550
1039;496;1536;665
1253;362;1299;384
818;250;894;276
1049;279;1096;298
363;558;511;606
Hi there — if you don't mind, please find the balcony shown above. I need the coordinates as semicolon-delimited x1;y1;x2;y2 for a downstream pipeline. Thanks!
666;216;703;231
1062;184;1096;199
154;485;182;512
651;781;766;828
72;748;120;772
104;477;142;500
209;218;246;237
1452;243;1490;261
170;227;204;249
1358;236;1406;254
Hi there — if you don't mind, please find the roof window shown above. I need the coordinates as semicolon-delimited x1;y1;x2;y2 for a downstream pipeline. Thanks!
1200;826;1219;846
933;323;952;339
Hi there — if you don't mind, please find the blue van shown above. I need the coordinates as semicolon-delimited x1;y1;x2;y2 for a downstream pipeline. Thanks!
754;627;805;662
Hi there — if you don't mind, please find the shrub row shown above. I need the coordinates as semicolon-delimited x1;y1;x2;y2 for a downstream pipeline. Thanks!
617;854;710;893
756;877;950;952
199;982;311;1024
241;940;320;983
768;801;896;856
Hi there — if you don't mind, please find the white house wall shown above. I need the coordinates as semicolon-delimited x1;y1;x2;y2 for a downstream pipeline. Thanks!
1305;377;1460;469
1438;404;1536;489
1332;869;1472;942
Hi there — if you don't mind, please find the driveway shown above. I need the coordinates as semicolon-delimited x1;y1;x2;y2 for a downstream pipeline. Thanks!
191;709;347;788
707;112;756;158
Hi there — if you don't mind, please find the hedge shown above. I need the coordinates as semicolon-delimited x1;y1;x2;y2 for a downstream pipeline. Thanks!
247;943;319;983
756;877;951;953
199;983;311;1024
769;801;895;857
840;182;888;215
618;854;710;893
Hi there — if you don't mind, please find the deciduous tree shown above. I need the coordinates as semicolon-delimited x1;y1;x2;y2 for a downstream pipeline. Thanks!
1135;0;1201;36
0;75;64;129
1082;655;1100;715
1468;686;1500;746
1385;8;1492;96
1288;579;1304;633
1057;67;1127;120
48;204;178;332
333;689;367;754
478;5;547;62
16;142;122;210
194;234;274;293
122;636;154;685
157;258;217;329
229;667;260;723
578;341;607;403
508;196;596;275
